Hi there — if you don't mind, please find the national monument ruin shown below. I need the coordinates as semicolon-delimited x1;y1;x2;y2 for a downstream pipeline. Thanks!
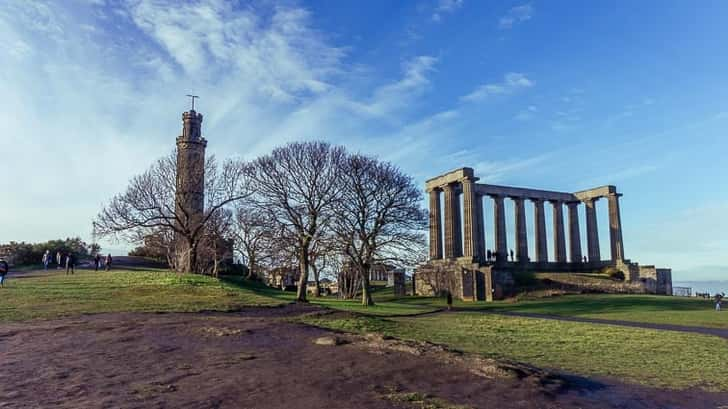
415;167;672;301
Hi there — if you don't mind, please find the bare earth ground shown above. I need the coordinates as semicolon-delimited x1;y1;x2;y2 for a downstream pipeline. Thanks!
1;305;727;409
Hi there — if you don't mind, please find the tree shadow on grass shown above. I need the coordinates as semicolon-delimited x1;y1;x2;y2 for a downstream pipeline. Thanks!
218;275;296;304
489;295;715;316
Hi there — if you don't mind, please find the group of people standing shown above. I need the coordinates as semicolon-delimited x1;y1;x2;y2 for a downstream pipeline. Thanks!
41;250;113;274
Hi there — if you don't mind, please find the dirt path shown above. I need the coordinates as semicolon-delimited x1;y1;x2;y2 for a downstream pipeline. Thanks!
1;306;727;409
468;310;728;340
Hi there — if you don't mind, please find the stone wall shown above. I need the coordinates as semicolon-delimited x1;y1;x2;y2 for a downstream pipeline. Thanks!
414;260;513;301
533;272;648;294
638;266;673;295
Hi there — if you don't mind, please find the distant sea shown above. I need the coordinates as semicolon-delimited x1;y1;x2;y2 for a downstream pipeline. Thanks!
673;281;728;295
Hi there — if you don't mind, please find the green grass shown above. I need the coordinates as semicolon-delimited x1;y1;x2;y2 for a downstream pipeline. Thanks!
219;277;440;316
0;270;284;322
339;291;728;329
4;270;728;391
302;312;728;391
469;294;728;329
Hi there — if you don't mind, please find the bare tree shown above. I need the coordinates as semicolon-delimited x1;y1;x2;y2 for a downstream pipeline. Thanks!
308;232;338;297
232;204;274;280
128;228;176;266
197;208;235;277
248;141;345;302
332;154;427;306
337;262;362;300
93;152;250;274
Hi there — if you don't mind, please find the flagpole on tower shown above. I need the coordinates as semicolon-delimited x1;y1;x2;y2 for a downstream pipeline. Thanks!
186;94;199;111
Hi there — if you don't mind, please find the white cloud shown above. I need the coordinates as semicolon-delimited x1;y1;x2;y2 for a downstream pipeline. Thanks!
432;0;464;22
126;0;345;102
0;1;457;250
514;105;537;121
346;55;438;119
461;72;533;102
473;154;551;183
499;3;533;29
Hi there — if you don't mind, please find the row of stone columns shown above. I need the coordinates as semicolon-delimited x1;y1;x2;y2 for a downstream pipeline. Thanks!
428;183;625;264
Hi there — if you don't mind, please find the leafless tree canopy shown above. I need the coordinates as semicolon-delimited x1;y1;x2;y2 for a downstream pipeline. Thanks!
232;204;275;280
332;154;427;305
247;141;346;302
93;152;250;273
93;140;428;302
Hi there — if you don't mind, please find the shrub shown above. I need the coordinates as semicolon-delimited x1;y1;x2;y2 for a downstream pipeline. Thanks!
0;238;96;266
603;267;625;281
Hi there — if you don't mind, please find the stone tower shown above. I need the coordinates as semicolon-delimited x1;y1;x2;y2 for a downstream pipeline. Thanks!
175;109;207;272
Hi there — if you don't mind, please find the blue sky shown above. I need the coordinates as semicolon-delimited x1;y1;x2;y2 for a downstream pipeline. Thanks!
1;0;726;280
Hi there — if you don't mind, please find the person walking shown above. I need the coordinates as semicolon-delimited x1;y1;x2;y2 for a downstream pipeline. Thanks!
65;253;75;275
94;253;101;272
716;293;723;312
42;250;50;270
509;249;514;262
0;257;8;287
56;251;62;269
446;290;453;311
105;254;112;271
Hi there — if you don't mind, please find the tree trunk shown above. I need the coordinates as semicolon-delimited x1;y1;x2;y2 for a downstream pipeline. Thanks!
189;239;198;274
296;244;309;302
246;253;256;280
361;264;375;307
311;264;321;297
176;236;196;274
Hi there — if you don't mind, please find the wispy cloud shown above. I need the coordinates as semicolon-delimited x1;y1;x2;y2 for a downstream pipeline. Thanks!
346;55;438;118
432;0;463;22
441;149;552;184
460;72;533;102
127;1;346;102
583;164;659;187
474;153;551;183
514;105;537;121
0;1;457;248
498;3;533;29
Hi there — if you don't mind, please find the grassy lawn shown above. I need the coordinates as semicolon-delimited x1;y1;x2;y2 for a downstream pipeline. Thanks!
4;270;727;390
302;311;728;391
465;294;728;329
341;292;728;329
221;278;440;316
0;270;284;322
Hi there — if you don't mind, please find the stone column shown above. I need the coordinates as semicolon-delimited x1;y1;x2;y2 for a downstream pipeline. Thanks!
513;197;529;262
461;178;482;261
428;188;442;260
567;202;582;263
443;184;462;258
475;194;486;262
551;201;567;263
533;199;548;263
584;198;600;262
608;193;625;261
491;195;507;263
